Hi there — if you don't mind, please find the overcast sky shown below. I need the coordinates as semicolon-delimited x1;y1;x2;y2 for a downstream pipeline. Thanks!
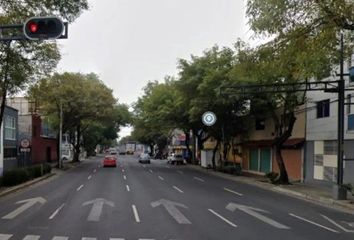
57;0;250;138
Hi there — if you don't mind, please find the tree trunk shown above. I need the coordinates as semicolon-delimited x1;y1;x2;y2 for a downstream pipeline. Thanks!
0;41;11;129
211;139;220;170
73;124;81;162
275;145;289;184
184;130;192;163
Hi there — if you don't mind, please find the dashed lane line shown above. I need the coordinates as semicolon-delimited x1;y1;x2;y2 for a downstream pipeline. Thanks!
132;205;141;223
149;169;153;173
0;234;12;240
193;177;205;182
126;185;130;192
158;176;164;181
23;235;40;240
223;187;243;196
321;214;354;233
52;237;69;240
177;170;183;174
76;184;84;191
88;175;92;180
208;209;237;228
173;186;184;193
289;213;339;233
123;175;127;180
93;169;96;173
49;203;65;220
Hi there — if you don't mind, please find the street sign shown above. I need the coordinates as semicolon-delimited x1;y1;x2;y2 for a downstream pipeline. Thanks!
20;138;30;148
202;111;217;126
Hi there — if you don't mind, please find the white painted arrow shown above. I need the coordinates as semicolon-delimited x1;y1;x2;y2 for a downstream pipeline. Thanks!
226;203;289;229
151;199;191;224
2;197;46;219
82;198;114;222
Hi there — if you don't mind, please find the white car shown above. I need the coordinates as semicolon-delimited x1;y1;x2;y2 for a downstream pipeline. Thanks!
139;152;151;164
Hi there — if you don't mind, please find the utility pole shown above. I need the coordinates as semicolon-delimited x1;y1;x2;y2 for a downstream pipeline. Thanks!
59;100;63;169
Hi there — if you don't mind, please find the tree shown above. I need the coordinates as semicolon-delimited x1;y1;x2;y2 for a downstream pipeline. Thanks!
30;72;117;162
0;0;88;128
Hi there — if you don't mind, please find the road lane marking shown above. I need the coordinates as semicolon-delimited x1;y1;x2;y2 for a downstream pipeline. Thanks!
208;209;237;228
173;186;184;193
122;169;125;172
132;205;141;223
149;169;153;173
321;214;354;233
166;166;170;169
0;234;12;240
177;170;183;174
126;185;130;192
49;204;65;220
88;175;92;180
139;239;155;240
52;237;69;240
109;238;125;240
289;213;339;233
194;177;205;182
158;176;164;181
93;169;96;173
82;238;96;240
98;165;101;168
142;165;146;168
23;235;40;240
224;187;243;196
2;197;46;219
123;175;127;180
77;184;84;191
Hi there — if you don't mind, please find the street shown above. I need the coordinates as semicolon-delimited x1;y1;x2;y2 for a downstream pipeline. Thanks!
0;155;353;240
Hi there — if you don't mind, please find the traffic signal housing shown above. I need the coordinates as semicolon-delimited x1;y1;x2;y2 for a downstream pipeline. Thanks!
23;17;64;40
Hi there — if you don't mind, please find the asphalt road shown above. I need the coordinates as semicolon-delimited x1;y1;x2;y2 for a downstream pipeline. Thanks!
0;154;353;240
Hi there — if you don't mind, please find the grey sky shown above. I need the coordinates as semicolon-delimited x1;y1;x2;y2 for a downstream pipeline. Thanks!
57;0;249;138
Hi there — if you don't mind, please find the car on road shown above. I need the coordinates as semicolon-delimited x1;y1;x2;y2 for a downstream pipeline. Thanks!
167;153;185;165
103;155;117;167
138;152;151;164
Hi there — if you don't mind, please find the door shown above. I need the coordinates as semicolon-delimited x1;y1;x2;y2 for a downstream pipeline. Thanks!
46;147;51;162
249;149;259;171
260;148;271;173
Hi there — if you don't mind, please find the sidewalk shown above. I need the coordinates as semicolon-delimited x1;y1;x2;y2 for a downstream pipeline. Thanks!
187;164;354;213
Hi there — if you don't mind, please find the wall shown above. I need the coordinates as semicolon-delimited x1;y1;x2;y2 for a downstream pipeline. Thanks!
272;149;303;181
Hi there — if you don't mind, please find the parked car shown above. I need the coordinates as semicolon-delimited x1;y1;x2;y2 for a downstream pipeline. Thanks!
139;152;151;164
167;153;185;165
103;155;117;167
109;150;118;155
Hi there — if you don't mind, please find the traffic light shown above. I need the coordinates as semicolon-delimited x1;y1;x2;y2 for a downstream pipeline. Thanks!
23;17;64;40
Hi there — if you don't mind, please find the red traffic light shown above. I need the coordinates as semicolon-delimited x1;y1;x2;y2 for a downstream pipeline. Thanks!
23;16;64;40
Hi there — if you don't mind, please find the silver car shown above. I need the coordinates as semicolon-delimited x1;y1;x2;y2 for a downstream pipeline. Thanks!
138;152;151;164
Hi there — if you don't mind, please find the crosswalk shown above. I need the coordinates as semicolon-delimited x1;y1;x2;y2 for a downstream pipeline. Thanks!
0;234;165;240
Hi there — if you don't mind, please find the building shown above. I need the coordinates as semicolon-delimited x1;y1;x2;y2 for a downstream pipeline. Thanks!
239;107;306;181
305;74;354;185
0;106;19;176
7;97;58;166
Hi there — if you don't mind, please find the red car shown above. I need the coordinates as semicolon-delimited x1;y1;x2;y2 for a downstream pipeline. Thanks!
103;155;117;167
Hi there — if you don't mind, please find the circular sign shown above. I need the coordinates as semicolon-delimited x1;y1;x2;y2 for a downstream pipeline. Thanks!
20;138;30;148
202;111;217;126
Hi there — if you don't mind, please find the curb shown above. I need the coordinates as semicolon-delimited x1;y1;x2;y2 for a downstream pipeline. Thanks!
0;173;56;198
186;164;354;213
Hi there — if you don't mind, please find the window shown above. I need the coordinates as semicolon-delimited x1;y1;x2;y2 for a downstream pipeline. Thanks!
316;99;330;118
348;114;354;130
255;118;265;130
4;147;17;158
324;140;337;155
4;115;16;140
347;94;351;114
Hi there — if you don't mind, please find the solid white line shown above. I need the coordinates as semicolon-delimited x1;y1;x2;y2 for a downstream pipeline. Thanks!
289;213;339;233
0;234;13;240
158;176;164;181
173;186;184;193
223;187;243;196
208;209;237;228
149;169;153;173
77;184;84;191
23;235;40;240
321;214;354;232
88;175;92;180
194;177;205;182
52;237;69;240
49;203;65;220
123;175;127;180
126;185;130;192
132;205;140;223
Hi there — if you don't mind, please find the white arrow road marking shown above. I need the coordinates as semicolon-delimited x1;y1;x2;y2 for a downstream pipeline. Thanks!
82;198;115;222
173;186;184;193
132;205;140;223
158;176;164;181
23;235;40;240
208;209;237;227
226;203;289;229
77;184;84;191
289;213;338;233
224;187;243;196
126;185;130;192
2;197;46;219
194;177;205;182
321;214;354;233
49;203;65;220
0;234;12;240
52;237;69;240
151;199;191;224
